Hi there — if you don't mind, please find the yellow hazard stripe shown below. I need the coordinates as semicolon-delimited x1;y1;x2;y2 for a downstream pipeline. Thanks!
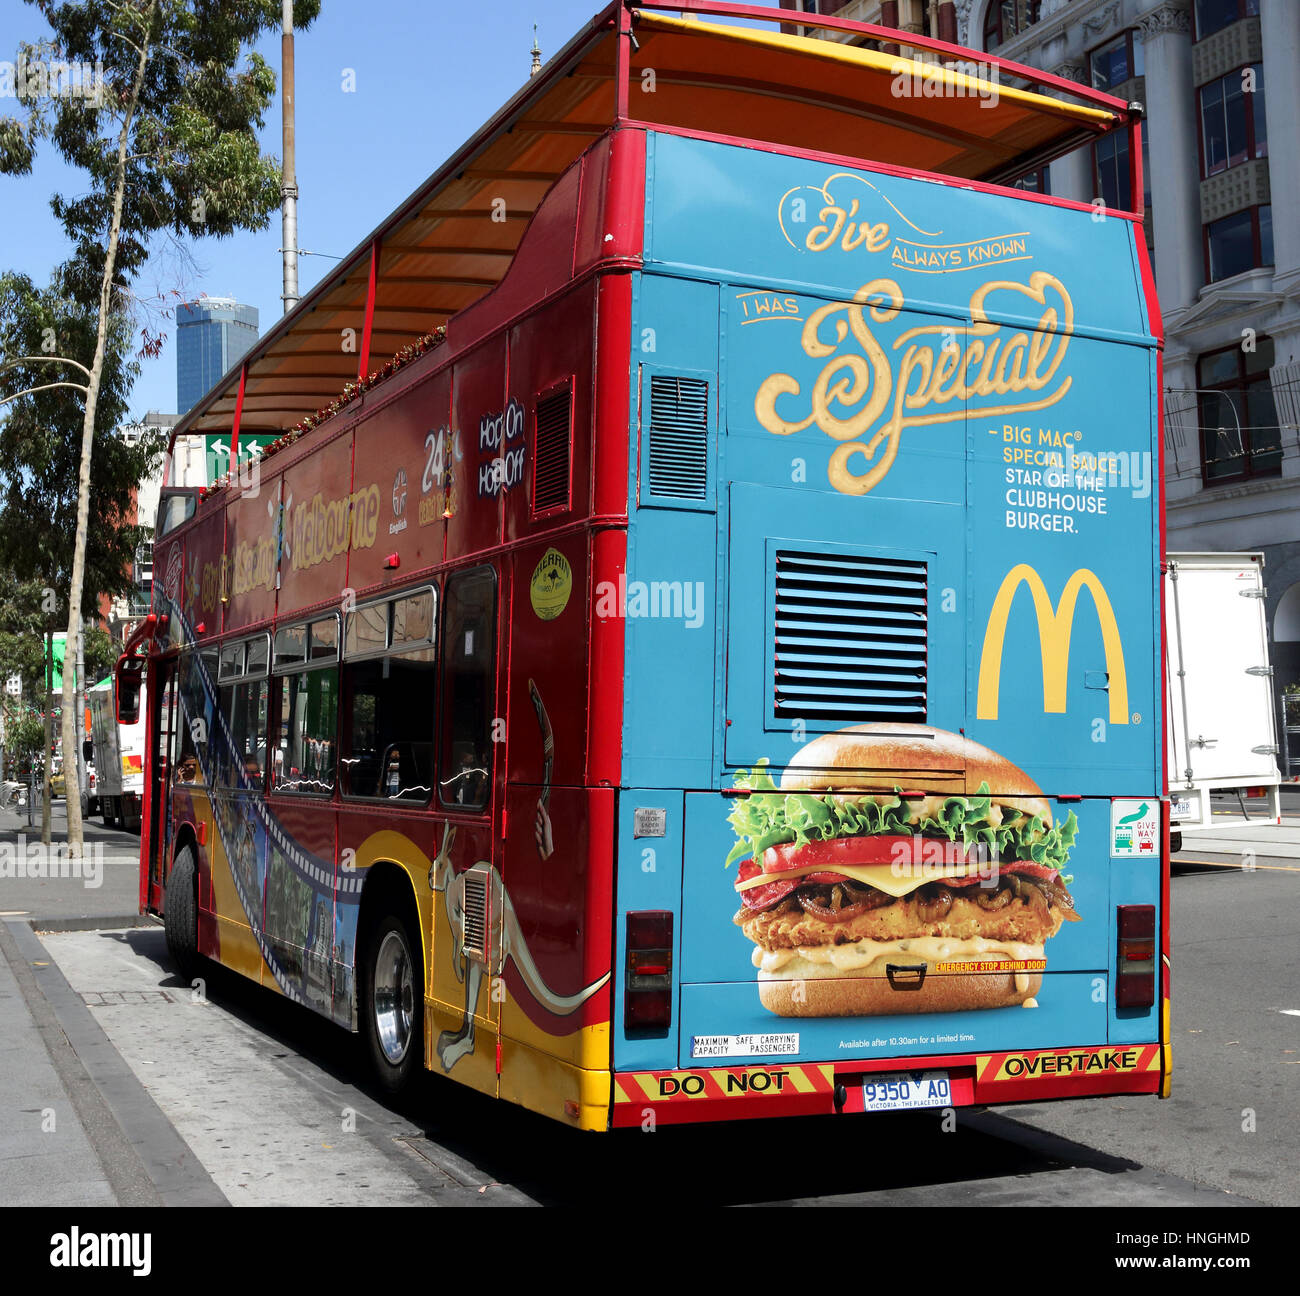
612;1063;831;1102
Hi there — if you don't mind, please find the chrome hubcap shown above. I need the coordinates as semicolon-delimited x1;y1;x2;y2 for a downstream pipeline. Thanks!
373;929;414;1065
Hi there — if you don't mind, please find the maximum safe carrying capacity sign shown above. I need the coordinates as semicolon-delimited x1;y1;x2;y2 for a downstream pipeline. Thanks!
1111;799;1159;857
692;1034;800;1059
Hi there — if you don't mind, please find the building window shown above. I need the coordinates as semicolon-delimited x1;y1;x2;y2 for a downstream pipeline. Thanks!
1089;31;1143;91
1094;128;1152;215
1194;0;1259;42
984;0;1041;51
1198;337;1280;484
1199;64;1266;177
1204;204;1272;281
1095;132;1131;211
1008;165;1051;195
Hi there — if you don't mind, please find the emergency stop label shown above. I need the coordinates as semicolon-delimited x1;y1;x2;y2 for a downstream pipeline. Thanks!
1111;799;1159;857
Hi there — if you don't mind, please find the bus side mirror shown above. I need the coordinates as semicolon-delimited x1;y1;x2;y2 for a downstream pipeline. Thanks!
117;677;141;726
82;740;93;761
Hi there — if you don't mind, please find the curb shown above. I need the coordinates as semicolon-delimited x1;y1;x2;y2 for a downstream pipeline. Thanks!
3;920;229;1207
28;915;157;934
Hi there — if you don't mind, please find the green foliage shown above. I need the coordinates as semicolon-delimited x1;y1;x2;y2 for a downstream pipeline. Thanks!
0;575;54;695
2;0;321;279
0;271;162;609
5;708;46;760
84;625;117;685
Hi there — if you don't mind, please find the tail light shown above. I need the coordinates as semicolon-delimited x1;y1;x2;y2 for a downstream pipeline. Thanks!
1116;905;1155;1008
625;910;673;1032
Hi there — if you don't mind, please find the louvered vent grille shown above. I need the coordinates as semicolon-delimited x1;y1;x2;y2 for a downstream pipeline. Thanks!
774;550;927;722
461;869;489;961
533;388;571;513
647;375;708;499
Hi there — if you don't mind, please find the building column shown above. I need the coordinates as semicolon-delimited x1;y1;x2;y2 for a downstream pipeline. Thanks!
1260;0;1300;295
1138;2;1202;320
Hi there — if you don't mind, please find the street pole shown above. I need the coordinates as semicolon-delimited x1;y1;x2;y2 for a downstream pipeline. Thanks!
281;0;299;315
41;625;52;844
75;619;85;821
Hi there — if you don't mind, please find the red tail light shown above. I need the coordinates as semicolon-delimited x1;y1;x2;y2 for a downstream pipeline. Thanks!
1116;905;1156;1009
625;910;673;1032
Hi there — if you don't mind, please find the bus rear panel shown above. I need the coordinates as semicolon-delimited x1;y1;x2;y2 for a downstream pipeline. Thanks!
609;130;1164;1124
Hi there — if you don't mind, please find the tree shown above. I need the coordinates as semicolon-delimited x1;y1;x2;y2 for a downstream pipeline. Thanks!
0;0;320;855
0;272;159;608
0;274;161;841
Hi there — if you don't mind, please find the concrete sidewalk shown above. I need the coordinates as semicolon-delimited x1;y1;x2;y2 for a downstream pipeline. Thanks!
0;801;226;1205
0;919;121;1205
0;917;227;1206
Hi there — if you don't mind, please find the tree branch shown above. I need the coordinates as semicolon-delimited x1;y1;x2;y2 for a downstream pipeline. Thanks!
0;354;94;382
0;381;90;408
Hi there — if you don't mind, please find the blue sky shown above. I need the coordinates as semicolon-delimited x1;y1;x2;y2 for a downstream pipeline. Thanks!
1;0;612;418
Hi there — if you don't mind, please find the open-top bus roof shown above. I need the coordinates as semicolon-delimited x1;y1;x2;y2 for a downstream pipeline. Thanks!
173;0;1133;446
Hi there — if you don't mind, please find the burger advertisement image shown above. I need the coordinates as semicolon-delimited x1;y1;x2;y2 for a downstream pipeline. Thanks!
725;724;1082;1020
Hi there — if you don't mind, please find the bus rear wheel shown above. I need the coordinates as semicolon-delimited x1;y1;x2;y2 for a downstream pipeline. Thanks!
164;845;200;982
360;909;423;1094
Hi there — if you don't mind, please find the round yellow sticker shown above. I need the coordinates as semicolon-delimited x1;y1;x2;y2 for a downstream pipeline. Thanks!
530;547;572;621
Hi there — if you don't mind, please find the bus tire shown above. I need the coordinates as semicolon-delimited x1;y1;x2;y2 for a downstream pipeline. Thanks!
359;906;423;1095
103;797;117;829
164;845;200;982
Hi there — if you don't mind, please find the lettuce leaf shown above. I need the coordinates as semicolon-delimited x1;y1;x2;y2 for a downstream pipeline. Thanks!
723;762;1078;878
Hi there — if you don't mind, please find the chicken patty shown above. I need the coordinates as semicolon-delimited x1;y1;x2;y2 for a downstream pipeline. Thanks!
736;880;1072;951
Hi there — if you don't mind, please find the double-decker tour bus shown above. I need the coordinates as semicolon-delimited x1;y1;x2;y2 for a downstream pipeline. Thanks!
119;1;1169;1131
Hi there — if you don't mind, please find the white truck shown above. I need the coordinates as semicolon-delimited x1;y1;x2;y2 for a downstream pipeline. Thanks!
88;675;146;832
1165;552;1282;852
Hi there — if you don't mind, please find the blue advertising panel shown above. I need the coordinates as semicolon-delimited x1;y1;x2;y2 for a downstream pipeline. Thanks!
615;133;1160;1071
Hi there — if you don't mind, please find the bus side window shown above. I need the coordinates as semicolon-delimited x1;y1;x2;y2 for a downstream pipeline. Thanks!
341;648;436;801
220;678;269;791
438;566;496;810
272;667;339;796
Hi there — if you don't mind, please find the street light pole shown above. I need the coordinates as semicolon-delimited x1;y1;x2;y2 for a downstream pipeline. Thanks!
281;0;299;314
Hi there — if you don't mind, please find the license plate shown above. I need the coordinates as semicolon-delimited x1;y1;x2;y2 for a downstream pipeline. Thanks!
1172;797;1192;819
861;1071;951;1112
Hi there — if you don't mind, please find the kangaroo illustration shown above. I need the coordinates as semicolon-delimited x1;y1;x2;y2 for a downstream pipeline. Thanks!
429;823;610;1071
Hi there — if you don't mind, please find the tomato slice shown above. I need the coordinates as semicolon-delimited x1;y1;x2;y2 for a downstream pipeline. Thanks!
734;838;1059;902
760;835;928;874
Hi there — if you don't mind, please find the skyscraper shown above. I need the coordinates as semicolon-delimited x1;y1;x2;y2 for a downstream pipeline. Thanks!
176;297;259;414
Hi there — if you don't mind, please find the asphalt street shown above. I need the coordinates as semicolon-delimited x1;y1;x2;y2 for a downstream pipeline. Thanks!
0;799;141;924
1;795;1295;1207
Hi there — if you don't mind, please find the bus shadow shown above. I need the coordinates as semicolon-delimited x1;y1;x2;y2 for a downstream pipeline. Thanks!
108;925;1143;1206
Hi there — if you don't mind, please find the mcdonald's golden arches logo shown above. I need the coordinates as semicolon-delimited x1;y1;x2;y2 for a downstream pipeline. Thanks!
977;565;1128;724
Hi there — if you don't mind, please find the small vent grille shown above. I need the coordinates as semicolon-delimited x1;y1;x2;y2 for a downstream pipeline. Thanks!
774;550;927;722
461;869;489;961
533;388;571;513
647;374;709;499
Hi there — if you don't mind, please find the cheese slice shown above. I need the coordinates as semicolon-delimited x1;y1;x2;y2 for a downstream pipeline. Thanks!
735;857;990;900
